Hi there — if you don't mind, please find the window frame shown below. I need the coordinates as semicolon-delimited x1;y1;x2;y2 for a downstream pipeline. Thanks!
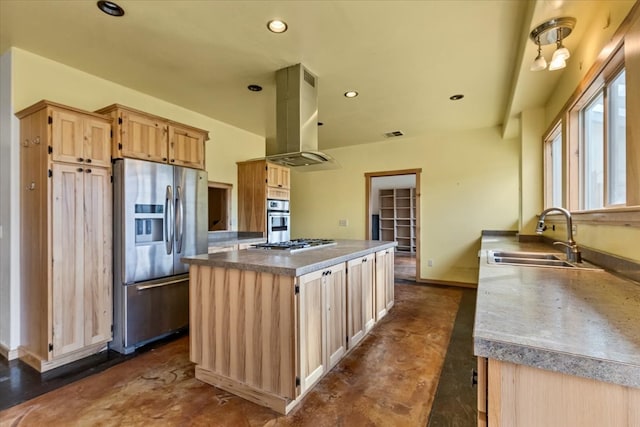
540;6;640;226
543;121;563;209
570;47;626;212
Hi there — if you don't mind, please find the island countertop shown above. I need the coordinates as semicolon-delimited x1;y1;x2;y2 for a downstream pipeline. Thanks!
183;239;397;277
474;234;640;389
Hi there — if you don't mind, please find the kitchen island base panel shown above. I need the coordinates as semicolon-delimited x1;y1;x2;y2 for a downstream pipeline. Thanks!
189;265;297;402
185;241;397;415
195;366;298;415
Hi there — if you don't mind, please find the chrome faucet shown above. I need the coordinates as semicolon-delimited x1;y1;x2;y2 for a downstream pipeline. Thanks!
536;207;582;263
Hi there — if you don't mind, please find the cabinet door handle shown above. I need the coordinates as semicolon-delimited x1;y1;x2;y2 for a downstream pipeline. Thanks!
85;169;92;174
86;159;92;163
78;157;84;162
77;168;84;172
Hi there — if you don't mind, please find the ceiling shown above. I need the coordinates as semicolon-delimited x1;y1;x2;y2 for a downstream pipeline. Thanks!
0;1;618;150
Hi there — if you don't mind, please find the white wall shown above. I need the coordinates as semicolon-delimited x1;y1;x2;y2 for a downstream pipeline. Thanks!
291;126;520;284
0;50;20;358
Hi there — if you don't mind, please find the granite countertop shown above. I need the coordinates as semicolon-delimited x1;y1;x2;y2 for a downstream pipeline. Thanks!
183;239;397;277
474;234;640;388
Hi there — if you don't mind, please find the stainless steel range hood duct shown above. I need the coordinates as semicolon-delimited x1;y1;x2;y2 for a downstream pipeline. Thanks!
266;64;335;168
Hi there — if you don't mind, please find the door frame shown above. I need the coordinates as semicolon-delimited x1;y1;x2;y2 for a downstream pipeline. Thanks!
365;168;422;280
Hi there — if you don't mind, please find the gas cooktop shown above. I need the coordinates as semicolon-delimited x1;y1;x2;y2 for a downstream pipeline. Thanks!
251;239;337;253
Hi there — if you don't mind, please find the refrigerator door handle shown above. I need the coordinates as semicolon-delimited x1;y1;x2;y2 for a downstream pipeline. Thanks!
175;185;184;253
165;185;174;255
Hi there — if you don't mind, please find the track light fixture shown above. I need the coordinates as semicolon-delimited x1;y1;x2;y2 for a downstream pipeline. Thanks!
529;17;576;72
530;37;547;71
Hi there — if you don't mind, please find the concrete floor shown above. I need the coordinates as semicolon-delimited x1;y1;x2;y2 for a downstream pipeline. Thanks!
1;282;477;426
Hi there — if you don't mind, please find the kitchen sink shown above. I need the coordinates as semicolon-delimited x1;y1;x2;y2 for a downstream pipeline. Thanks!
486;250;603;270
490;251;561;260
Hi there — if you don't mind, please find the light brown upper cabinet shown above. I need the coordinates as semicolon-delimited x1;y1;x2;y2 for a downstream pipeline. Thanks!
96;104;209;170
267;163;291;190
49;105;111;168
16;100;113;372
168;122;206;169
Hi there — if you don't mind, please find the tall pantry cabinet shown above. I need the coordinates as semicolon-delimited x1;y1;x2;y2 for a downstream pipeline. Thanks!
237;159;290;233
17;100;113;372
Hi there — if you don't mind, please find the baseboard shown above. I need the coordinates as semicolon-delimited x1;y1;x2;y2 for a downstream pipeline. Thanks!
415;278;477;289
0;342;19;361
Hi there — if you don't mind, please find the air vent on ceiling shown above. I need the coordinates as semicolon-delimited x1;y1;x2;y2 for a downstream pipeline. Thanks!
384;130;404;138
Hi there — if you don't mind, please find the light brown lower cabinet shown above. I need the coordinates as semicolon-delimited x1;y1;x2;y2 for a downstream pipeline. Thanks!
478;357;640;426
298;263;346;394
477;357;488;426
375;248;395;320
189;252;392;414
347;253;375;349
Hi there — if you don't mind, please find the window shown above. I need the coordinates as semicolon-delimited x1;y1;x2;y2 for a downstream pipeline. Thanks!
608;70;626;206
544;122;563;208
540;8;639;227
579;68;626;210
582;92;604;209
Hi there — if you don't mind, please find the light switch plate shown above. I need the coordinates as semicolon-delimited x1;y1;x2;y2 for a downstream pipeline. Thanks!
338;219;348;227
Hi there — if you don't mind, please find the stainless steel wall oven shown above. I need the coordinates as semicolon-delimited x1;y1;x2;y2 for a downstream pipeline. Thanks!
267;199;290;243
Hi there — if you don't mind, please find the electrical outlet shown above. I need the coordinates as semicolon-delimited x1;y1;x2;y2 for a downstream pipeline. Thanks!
338;219;348;227
427;259;433;267
572;224;577;235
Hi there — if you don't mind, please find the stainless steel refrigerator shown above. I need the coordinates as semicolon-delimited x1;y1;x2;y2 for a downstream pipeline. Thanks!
111;158;207;354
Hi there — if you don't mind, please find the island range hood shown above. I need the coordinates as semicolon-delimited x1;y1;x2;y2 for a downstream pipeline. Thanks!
266;64;335;168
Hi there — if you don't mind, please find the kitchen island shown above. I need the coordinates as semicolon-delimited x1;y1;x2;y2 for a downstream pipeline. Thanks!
474;233;640;426
182;239;397;414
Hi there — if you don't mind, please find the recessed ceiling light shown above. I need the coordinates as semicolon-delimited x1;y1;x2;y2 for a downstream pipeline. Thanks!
267;20;288;33
344;91;359;98
449;94;464;101
247;84;263;92
97;1;125;17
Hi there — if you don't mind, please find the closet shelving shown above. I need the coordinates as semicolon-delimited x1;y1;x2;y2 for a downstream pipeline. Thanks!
379;188;416;253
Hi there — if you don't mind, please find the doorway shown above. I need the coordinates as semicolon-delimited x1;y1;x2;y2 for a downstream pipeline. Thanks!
365;169;421;281
207;182;232;231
